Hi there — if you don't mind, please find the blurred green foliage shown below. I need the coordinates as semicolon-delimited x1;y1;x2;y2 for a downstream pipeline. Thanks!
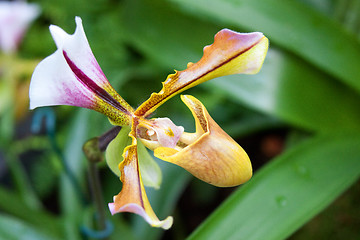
0;0;359;239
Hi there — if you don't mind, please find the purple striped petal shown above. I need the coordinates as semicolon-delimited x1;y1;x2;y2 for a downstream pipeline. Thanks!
29;17;133;125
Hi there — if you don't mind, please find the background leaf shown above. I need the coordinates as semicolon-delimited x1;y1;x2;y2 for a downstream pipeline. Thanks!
59;109;91;240
0;187;62;238
188;133;360;240
166;0;360;94
0;214;61;240
207;49;360;132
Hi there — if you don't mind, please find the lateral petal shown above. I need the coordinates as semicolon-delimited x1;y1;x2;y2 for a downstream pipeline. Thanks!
108;129;172;229
135;29;269;117
29;17;133;125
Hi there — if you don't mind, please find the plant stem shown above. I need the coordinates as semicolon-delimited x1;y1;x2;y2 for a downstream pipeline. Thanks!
88;161;108;237
334;0;351;23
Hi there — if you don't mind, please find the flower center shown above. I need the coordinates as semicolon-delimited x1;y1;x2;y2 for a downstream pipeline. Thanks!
136;117;184;149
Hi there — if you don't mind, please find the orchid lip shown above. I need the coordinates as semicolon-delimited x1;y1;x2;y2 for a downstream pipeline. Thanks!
63;50;131;115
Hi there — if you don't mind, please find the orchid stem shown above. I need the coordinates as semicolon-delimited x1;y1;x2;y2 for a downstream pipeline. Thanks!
88;161;107;232
81;128;119;239
32;108;89;205
83;159;114;239
334;0;351;23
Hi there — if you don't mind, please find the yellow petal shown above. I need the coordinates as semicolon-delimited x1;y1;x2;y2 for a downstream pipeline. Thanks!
135;30;269;117
154;95;252;187
108;126;173;229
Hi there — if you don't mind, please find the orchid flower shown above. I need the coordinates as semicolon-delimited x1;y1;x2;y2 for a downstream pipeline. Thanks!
29;17;268;229
0;1;40;54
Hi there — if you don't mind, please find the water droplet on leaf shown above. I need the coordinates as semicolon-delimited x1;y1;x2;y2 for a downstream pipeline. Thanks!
276;195;287;207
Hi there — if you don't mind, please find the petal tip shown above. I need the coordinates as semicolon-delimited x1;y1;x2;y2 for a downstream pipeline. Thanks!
75;16;82;24
108;201;173;229
49;25;67;48
157;216;173;230
108;203;116;215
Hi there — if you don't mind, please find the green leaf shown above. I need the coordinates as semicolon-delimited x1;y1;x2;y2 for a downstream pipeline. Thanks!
188;133;360;240
109;217;137;240
137;140;162;189
120;0;219;70
0;214;61;240
60;108;91;240
0;187;62;238
167;0;360;94
105;126;131;177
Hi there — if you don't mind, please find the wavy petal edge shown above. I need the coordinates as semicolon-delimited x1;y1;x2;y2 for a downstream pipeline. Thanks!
135;30;269;117
107;123;173;229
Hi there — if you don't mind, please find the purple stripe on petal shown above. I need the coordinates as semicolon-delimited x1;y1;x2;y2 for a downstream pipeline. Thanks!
63;50;129;115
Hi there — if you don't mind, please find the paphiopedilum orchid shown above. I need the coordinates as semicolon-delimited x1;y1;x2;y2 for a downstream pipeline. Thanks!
29;17;268;229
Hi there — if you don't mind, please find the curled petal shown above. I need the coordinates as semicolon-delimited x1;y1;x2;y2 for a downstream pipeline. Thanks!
29;17;133;125
154;95;252;187
108;129;172;229
135;29;269;117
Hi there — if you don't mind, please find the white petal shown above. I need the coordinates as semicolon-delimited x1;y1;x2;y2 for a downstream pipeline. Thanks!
29;49;96;109
50;17;111;88
29;17;111;110
0;2;40;53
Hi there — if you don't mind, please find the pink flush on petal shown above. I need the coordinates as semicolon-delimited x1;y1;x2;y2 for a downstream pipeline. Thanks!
62;50;131;114
108;202;173;230
29;17;132;119
150;118;184;148
0;1;40;54
49;17;112;90
29;46;99;110
138;118;184;149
